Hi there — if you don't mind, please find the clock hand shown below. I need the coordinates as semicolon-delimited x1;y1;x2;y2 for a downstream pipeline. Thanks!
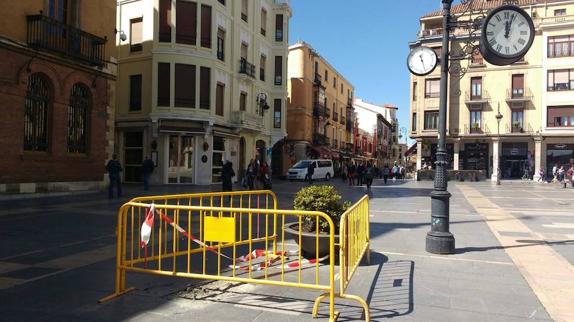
419;54;426;70
504;20;510;39
508;14;516;37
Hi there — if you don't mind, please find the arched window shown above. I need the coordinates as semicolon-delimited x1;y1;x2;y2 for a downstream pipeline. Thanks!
67;83;91;154
24;73;52;151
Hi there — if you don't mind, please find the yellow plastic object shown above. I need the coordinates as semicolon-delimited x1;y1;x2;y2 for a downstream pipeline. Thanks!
204;216;236;243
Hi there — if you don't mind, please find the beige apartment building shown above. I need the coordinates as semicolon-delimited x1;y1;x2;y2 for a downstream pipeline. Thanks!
0;0;116;193
116;0;291;185
285;41;355;177
410;0;574;181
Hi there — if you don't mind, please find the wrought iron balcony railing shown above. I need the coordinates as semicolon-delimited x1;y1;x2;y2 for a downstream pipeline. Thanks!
464;123;490;135
464;90;490;104
313;103;331;118
333;112;339;122
506;88;533;102
313;133;330;146
506;123;533;134
346;119;353;132
26;14;106;66
419;28;443;39
239;58;256;78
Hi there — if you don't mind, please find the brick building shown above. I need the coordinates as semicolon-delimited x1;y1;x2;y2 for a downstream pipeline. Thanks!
0;0;116;193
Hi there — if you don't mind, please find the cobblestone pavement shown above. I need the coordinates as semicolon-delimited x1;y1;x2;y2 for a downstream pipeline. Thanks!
0;179;572;321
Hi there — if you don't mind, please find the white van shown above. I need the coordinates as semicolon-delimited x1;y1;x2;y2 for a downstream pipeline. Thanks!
286;159;334;181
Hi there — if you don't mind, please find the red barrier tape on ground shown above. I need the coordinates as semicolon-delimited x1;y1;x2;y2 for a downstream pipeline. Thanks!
231;249;328;271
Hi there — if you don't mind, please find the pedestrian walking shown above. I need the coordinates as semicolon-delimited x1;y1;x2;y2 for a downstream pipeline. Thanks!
260;161;272;189
106;154;122;199
364;163;375;192
558;165;565;183
566;164;574;188
221;160;235;192
357;163;365;186
141;155;155;191
382;165;390;185
246;159;257;190
347;163;356;186
305;161;316;184
392;164;399;182
537;168;545;183
552;163;559;182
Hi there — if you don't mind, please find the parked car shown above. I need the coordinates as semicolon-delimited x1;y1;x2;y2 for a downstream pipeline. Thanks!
286;159;334;181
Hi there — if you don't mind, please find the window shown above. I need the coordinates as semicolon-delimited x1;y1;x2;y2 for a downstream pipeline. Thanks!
274;56;282;85
217;0;225;5
200;5;212;48
511;109;524;131
275;14;283;41
548;35;574;58
412;82;418;101
200;67;210;109
176;1;196;45
158;63;171;106
217;28;225;61
175;63;195;108
547;106;574;127
333;77;337;88
512;74;524;97
159;0;172;42
324;70;328;84
470;110;482;132
260;8;267;36
274;99;281;128
412;112;417;131
554;9;566;16
471;77;482;99
240;43;247;60
471;48;484;65
425;78;440;98
67;83;90;154
424;111;438;130
260;55;266;81
240;91;247;111
129;74;142;111
241;0;248;22
216;83;224;116
547;69;574;91
130;18;143;52
340;83;343;94
48;0;70;23
24;73;52;152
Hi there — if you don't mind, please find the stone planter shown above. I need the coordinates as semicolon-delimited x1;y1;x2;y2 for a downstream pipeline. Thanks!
284;222;339;259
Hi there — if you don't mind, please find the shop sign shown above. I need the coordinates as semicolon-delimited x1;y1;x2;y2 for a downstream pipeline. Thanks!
510;148;520;156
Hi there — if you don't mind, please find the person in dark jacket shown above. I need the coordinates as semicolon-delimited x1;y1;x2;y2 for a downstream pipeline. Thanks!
222;160;235;192
141;156;155;191
306;161;316;184
106;154;122;199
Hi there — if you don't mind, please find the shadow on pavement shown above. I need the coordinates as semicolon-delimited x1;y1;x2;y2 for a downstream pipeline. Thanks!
455;239;574;254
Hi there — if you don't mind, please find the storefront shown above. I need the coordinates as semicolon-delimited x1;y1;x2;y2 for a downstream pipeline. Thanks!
501;142;531;179
546;143;574;174
421;144;454;169
463;143;489;175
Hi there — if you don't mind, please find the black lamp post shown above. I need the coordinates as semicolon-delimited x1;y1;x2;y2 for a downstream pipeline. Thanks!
426;0;455;255
256;93;270;116
495;103;503;185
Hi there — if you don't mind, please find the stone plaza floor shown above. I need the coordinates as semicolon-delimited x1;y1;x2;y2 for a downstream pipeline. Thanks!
0;179;572;321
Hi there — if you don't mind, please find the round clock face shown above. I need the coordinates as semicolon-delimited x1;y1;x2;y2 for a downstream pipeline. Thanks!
407;46;438;76
481;5;534;65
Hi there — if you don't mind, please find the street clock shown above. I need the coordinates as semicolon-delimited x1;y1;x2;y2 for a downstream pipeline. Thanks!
407;46;438;76
480;5;535;66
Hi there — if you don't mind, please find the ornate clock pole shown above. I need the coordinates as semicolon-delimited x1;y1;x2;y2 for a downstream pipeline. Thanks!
426;0;455;254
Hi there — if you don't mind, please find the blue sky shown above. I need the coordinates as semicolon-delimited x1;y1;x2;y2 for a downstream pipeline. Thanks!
288;0;445;145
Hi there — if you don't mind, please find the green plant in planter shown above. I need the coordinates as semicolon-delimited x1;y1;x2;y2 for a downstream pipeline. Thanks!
293;185;351;234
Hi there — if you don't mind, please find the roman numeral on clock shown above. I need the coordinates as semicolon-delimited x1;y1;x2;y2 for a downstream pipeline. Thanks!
518;38;526;45
520;30;527;35
505;46;510;54
487;31;494;36
496;15;502;22
496;44;502;52
489;38;497;47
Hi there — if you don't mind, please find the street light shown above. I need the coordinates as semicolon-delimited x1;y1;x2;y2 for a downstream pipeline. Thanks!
426;0;455;255
495;103;503;185
256;93;270;116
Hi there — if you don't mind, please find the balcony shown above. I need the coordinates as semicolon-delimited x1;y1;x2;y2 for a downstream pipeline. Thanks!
347;97;353;108
239;58;256;78
313;133;330;146
464;123;490;135
313;103;330;118
464;90;490;105
419;28;443;39
506;88;532;103
26;14;107;66
333;112;339;122
341;116;346;125
535;15;574;27
506;123;533;134
346;119;353;132
231;111;264;132
332;139;338;149
275;29;283;42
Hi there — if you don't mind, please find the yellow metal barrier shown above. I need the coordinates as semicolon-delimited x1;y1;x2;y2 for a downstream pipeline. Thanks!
100;190;371;322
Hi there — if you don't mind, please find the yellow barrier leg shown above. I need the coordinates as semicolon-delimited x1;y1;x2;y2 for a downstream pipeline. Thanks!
339;294;370;322
312;293;340;321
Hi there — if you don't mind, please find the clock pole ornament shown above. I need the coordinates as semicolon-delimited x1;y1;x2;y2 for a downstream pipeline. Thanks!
407;46;438;76
480;5;535;66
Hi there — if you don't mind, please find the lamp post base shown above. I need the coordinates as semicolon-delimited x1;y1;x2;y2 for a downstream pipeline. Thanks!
426;231;455;254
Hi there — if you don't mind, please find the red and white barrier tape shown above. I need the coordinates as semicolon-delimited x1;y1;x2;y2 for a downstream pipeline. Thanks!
231;248;328;271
